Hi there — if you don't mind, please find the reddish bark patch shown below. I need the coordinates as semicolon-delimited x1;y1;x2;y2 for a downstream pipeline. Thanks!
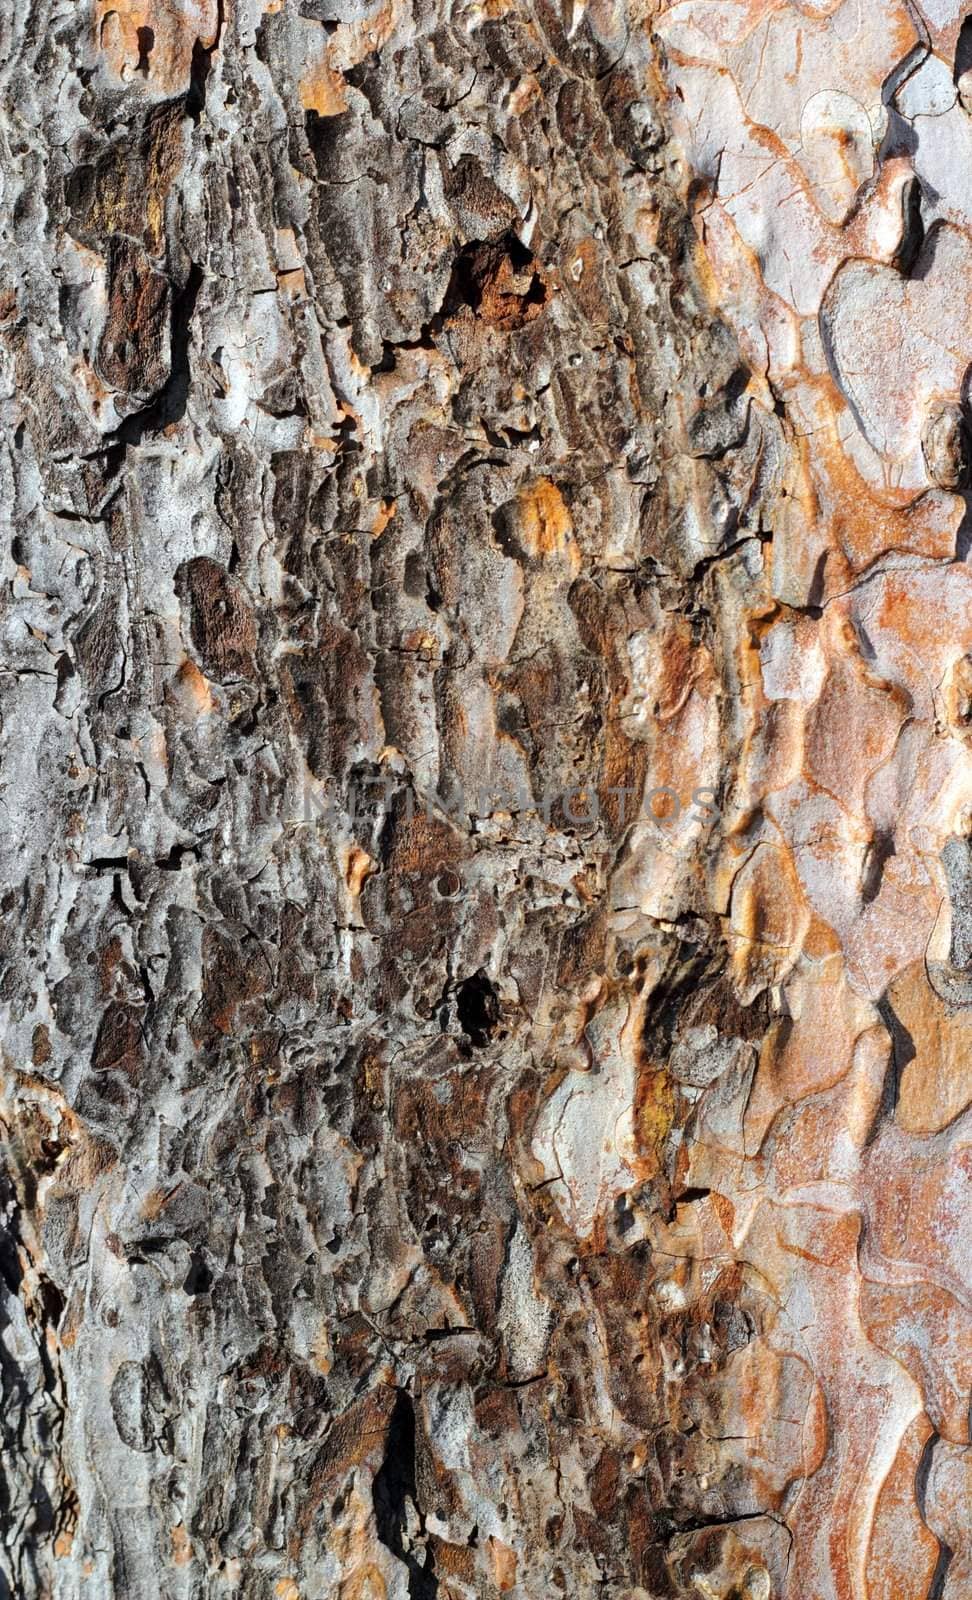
177;557;257;682
445;234;550;331
97;237;171;398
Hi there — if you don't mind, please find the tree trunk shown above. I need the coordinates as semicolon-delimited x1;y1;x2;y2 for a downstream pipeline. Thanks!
1;0;968;1596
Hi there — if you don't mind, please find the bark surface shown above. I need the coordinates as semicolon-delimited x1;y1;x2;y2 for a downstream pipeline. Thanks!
0;0;969;1597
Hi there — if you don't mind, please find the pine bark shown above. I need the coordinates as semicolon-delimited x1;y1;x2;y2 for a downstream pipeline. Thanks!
0;1;968;1597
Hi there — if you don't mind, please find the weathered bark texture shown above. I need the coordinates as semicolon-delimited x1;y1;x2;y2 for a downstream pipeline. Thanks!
1;0;970;1596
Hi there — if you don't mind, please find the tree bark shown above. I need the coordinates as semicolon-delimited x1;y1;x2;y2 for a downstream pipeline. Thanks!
0;0;969;1597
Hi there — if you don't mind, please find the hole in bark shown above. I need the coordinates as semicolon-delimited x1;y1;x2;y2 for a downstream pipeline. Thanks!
372;1389;438;1597
38;1277;65;1326
135;25;154;73
615;1196;635;1234
874;993;915;1129
186;29;218;121
183;1252;213;1296
955;17;972;83
861;831;895;905
443;234;549;331
455;971;499;1046
916;1430;954;1600
895;175;925;275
